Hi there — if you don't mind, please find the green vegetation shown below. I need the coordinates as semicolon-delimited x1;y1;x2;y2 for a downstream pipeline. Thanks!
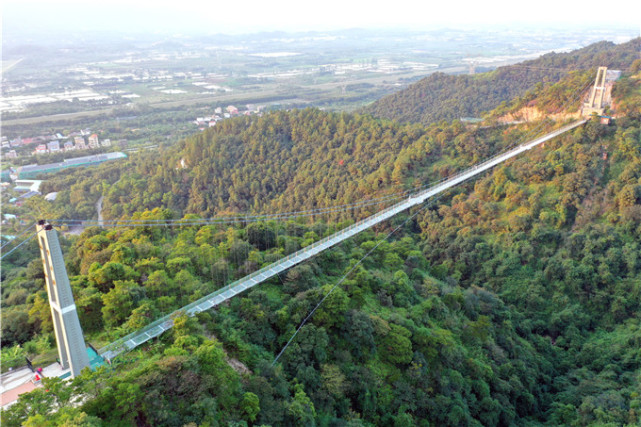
31;107;527;222
363;38;640;125
2;41;641;426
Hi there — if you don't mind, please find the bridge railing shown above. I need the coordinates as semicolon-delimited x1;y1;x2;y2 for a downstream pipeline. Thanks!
99;120;587;360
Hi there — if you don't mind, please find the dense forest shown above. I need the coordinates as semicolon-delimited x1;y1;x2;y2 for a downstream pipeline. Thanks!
26;109;483;221
28;107;557;223
362;38;640;125
2;42;641;426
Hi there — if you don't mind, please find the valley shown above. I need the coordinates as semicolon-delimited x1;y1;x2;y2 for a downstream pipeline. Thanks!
1;17;641;427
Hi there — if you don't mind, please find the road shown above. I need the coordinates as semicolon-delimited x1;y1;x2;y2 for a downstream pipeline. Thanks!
1;67;452;127
1;89;287;126
2;58;24;74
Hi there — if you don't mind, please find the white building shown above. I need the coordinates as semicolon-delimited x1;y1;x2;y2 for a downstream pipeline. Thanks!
48;140;61;152
74;136;87;149
88;134;100;148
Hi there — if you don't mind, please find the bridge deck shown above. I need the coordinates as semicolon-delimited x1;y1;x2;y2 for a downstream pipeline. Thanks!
99;120;586;361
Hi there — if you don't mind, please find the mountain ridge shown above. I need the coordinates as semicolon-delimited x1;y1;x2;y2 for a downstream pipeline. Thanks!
2;39;641;426
361;37;640;125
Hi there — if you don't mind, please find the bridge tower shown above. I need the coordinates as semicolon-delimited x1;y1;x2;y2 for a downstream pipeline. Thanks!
583;66;608;116
36;221;90;377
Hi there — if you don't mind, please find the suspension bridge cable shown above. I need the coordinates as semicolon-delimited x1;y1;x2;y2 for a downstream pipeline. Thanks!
504;65;571;72
46;63;619;232
45;109;577;231
0;229;41;261
272;195;439;366
47;147;525;229
47;172;451;229
49;193;405;225
49;197;406;228
1;223;36;250
50;180;431;223
47;186;431;228
98;117;588;360
270;74;603;365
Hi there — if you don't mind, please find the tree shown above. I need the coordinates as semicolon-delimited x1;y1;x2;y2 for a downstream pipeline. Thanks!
194;340;241;409
241;392;260;423
75;286;104;333
288;383;316;426
312;285;349;329
27;292;53;335
340;310;376;360
321;364;346;398
24;408;102;427
144;270;175;296
3;307;36;345
378;324;413;365
1;377;88;427
284;264;318;294
101;280;143;328
88;262;138;292
247;222;276;251
124;301;159;330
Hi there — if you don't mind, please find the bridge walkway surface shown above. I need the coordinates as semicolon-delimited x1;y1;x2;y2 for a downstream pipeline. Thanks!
99;120;587;361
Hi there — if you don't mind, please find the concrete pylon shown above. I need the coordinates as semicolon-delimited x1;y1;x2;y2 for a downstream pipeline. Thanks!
36;221;90;377
584;66;608;115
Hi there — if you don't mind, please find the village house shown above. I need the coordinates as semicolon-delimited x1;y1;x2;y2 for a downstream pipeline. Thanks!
88;134;100;148
74;136;87;149
47;141;61;152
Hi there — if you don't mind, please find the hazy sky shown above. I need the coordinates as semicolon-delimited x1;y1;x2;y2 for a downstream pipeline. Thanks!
3;0;640;36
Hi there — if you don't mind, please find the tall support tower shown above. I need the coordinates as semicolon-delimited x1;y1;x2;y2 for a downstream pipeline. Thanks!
583;66;608;116
36;221;90;377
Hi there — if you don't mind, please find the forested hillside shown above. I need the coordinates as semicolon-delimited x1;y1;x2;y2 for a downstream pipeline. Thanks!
362;38;640;125
34;109;508;221
2;46;641;426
